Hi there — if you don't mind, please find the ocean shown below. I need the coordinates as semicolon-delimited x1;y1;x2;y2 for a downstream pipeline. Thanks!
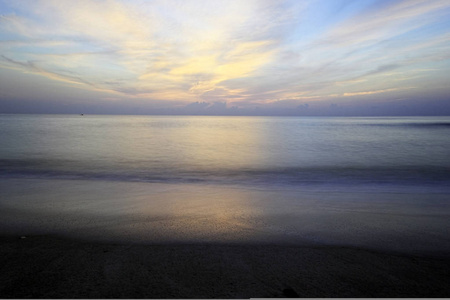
1;114;449;254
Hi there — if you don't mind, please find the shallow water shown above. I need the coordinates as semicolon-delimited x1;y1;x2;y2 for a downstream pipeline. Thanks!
0;115;449;254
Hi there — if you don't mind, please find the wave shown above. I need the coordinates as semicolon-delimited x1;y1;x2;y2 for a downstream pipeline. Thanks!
1;158;449;188
359;122;450;128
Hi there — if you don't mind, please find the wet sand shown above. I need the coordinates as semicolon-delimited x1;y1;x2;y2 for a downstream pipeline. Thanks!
1;234;449;298
1;180;449;298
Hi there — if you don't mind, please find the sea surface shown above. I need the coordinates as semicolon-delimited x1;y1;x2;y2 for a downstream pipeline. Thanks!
1;114;449;254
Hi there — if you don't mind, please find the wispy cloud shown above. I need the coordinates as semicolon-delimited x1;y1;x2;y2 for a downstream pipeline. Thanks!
0;0;450;112
342;87;414;97
1;54;90;86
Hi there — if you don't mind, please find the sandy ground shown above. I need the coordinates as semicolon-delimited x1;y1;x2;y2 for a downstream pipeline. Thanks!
0;235;449;298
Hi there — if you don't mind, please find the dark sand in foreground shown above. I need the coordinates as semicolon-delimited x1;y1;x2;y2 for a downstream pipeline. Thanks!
1;235;449;298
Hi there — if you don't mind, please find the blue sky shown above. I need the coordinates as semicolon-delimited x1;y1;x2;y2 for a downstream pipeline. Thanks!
1;0;450;115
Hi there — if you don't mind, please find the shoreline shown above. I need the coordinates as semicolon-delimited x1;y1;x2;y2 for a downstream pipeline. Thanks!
1;234;449;298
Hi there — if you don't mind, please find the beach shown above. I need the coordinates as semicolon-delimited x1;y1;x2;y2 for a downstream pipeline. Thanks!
1;115;450;298
1;234;449;298
1;179;449;298
1;0;450;294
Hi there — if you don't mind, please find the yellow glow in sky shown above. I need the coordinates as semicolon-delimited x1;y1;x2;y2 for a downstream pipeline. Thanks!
1;0;450;115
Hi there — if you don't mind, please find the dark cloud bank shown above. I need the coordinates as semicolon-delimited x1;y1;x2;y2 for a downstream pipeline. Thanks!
1;97;450;116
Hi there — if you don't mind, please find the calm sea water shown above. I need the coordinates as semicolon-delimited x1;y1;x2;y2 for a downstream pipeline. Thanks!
1;114;449;191
1;114;449;252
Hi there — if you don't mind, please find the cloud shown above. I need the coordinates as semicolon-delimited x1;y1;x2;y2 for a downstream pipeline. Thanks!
342;87;412;97
0;0;450;114
0;1;306;99
319;0;450;47
1;54;90;86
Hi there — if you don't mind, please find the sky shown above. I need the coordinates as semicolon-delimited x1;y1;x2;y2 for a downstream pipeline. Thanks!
1;0;450;116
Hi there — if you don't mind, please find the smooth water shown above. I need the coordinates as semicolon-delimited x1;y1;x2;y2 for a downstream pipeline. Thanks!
1;114;449;191
1;115;449;253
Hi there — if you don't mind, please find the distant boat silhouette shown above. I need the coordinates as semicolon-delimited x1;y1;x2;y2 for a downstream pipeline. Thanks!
80;114;84;116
